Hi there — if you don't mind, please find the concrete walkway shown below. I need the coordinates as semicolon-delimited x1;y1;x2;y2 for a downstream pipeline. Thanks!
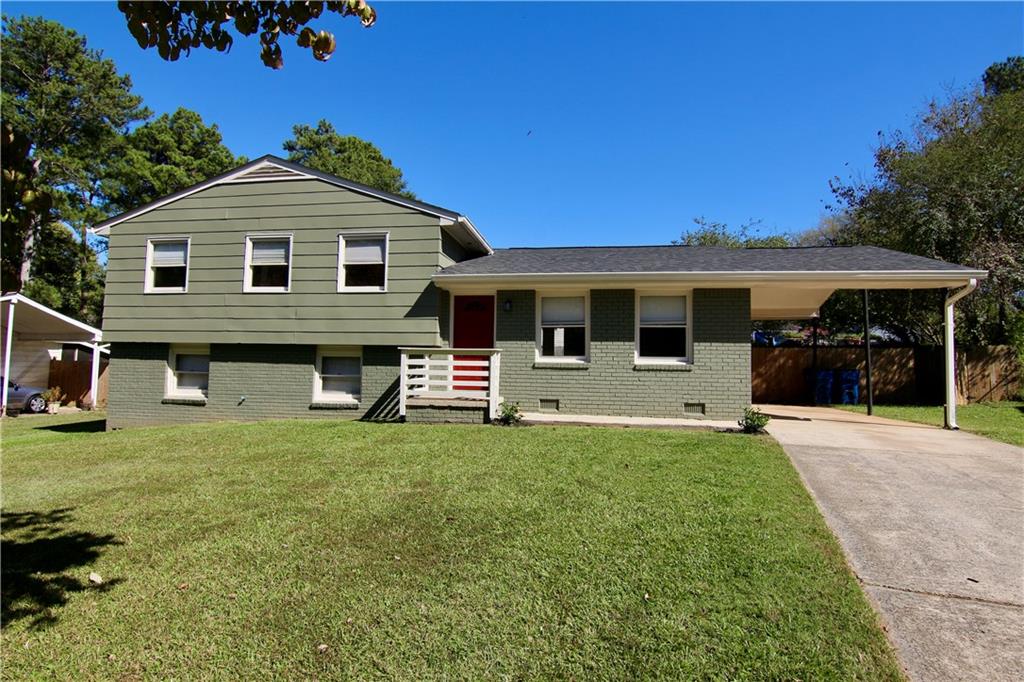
762;405;1024;682
520;411;736;430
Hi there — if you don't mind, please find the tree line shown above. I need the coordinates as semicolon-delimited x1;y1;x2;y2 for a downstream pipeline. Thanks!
3;14;1021;352
1;14;408;327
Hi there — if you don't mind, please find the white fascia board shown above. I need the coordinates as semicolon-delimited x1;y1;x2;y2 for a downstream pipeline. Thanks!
457;216;493;254
433;269;988;290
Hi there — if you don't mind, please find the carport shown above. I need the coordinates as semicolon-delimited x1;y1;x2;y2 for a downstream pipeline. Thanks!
1;293;103;414
749;268;983;429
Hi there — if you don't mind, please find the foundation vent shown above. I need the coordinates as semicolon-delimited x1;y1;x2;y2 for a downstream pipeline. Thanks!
683;403;705;416
539;399;560;412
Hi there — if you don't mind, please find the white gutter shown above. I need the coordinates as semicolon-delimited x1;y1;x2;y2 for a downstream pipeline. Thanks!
943;278;979;430
433;270;988;288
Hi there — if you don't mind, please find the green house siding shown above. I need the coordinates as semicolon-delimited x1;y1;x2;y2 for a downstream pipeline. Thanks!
106;342;401;429
103;179;447;346
494;288;751;420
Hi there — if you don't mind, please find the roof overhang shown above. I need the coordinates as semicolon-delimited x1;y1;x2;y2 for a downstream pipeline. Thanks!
432;270;987;319
88;156;493;255
1;294;102;342
433;269;987;289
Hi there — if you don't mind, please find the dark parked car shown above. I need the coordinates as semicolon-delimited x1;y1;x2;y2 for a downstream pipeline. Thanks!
4;378;48;413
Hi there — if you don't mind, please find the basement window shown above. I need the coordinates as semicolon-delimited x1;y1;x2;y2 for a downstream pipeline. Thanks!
166;345;209;399
314;347;361;404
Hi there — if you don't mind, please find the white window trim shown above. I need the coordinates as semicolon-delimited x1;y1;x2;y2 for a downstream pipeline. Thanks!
165;344;210;400
243;233;293;293
535;290;590;364
144;236;191;294
634;290;693;365
313;346;362;404
337;232;389;293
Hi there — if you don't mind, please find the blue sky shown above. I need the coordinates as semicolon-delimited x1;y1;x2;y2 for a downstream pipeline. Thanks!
7;2;1023;248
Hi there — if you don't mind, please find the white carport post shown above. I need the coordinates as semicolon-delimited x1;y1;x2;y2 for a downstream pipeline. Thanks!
943;278;979;430
1;298;15;416
88;339;101;410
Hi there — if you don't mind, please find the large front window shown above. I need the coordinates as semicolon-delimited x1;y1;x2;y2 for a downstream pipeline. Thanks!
539;295;587;360
245;235;291;292
636;294;689;362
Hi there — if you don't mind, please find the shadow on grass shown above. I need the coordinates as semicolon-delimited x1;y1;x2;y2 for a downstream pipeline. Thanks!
1;508;122;629
33;418;106;434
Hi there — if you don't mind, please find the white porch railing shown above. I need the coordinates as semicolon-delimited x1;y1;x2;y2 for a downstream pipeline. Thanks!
398;347;501;420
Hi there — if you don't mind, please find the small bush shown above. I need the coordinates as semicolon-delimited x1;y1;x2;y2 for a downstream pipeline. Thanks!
41;386;64;403
738;406;770;434
494;401;523;426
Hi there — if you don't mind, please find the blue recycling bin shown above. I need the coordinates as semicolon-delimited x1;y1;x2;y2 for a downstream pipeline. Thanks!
813;370;834;405
837;370;860;405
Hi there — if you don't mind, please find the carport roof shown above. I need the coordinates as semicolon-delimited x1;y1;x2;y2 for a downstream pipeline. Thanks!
0;294;102;342
432;245;986;319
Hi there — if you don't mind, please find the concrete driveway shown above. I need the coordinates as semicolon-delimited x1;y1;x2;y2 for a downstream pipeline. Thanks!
762;405;1023;682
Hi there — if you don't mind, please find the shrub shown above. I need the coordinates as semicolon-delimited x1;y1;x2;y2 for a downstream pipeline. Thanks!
40;386;64;403
738;406;770;434
494;401;523;426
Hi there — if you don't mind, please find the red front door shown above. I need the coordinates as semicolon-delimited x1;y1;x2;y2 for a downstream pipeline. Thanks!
452;295;495;392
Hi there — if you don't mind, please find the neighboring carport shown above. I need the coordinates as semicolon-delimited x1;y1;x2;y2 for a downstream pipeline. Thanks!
1;293;103;414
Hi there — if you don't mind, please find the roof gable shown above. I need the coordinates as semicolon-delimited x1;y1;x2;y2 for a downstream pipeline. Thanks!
89;155;492;253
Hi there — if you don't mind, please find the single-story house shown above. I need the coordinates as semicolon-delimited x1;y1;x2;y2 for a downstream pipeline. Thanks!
89;155;986;430
1;293;105;412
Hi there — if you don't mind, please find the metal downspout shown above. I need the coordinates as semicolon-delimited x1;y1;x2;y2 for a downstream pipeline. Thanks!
944;278;979;430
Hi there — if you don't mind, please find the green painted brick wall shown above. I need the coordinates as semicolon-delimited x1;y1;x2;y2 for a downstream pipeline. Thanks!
106;343;400;429
494;288;751;420
107;288;751;427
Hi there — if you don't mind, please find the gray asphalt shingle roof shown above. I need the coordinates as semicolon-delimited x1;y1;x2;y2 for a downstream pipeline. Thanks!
436;245;981;276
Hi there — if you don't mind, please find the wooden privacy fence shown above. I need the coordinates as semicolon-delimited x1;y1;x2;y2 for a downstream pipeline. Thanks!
48;358;109;408
752;345;1021;405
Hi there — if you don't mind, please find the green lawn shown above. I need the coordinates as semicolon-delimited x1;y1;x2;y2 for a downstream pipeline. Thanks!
837;401;1024;447
1;413;902;680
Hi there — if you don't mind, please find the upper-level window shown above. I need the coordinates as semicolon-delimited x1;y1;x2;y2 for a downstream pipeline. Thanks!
538;294;588;361
146;238;189;293
244;235;291;292
166;344;210;399
338;234;388;292
636;294;689;363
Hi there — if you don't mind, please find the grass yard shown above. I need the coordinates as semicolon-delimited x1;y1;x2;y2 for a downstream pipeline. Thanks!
836;401;1024;447
2;413;902;680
